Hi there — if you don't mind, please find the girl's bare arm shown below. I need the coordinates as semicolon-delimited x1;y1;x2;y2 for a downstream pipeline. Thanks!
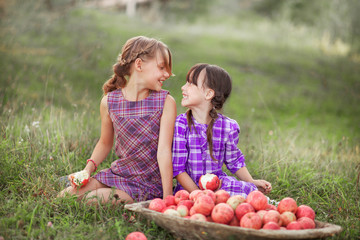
84;95;114;174
157;95;177;198
175;172;199;193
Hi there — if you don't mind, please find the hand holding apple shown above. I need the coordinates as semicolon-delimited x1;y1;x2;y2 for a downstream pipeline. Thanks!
69;170;90;188
199;173;220;191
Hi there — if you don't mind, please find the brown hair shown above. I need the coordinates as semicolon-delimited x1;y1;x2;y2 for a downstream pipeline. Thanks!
103;36;172;94
186;63;232;161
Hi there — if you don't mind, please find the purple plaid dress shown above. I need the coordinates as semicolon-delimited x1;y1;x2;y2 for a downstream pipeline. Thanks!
172;113;257;197
93;89;169;201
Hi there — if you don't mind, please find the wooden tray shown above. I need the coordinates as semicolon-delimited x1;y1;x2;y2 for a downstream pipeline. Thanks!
125;201;343;240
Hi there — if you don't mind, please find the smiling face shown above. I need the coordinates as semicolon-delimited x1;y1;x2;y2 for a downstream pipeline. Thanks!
181;69;212;109
140;49;171;92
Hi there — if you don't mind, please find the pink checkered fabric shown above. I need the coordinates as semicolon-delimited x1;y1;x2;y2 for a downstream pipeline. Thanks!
93;89;169;201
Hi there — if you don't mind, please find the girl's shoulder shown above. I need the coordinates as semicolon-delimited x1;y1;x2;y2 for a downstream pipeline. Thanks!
154;89;169;98
216;114;240;132
175;113;188;125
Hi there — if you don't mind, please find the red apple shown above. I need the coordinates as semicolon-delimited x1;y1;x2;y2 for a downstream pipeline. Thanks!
199;173;220;191
235;203;255;221
176;205;189;217
297;217;316;229
189;206;196;216
277;197;298;214
215;189;231;204
280;211;297;227
226;195;246;211
177;200;194;210
192;195;215;216
189;189;204;201
148;198;166;212
164;195;176;207
246;190;268;211
189;213;207;222
211;203;234;224
262;221;281;230
174;190;190;204
161;205;177;213
240;212;262;229
229;215;240;226
266;204;277;211
263;210;281;225
70;170;89;188
286;221;302;230
296;205;315;220
202;189;216;202
256;210;268;221
125;232;147;240
163;208;181;217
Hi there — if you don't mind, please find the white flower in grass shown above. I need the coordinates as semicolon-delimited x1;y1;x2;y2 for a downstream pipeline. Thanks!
24;125;30;133
32;121;40;128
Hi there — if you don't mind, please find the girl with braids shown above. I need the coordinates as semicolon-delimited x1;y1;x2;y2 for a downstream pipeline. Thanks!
172;63;271;197
59;36;176;203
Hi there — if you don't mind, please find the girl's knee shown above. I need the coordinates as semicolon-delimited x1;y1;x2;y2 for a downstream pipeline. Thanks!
57;186;76;198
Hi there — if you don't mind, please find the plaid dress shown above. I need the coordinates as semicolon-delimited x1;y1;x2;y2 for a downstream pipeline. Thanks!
172;113;257;197
93;89;169;201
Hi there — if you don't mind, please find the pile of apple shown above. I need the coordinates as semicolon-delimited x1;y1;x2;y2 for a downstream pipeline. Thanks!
148;176;316;230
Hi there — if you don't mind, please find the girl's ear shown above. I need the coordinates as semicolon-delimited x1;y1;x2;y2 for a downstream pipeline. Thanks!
205;89;215;100
134;58;142;71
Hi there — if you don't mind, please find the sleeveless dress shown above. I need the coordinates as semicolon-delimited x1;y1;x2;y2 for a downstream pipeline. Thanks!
93;89;169;201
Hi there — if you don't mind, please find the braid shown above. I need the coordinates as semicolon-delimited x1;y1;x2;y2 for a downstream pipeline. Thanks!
102;62;128;94
186;110;197;134
207;108;218;161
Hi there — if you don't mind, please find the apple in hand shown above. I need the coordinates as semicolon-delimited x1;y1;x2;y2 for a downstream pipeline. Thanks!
199;173;220;191
70;170;89;188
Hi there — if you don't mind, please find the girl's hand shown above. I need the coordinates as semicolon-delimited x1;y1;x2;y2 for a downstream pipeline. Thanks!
216;179;223;191
252;179;272;194
67;170;90;188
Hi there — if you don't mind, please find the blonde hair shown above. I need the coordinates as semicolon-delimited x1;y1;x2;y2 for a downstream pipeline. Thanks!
103;36;172;94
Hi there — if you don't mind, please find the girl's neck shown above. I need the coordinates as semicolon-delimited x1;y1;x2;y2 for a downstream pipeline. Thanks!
122;83;150;101
190;106;212;125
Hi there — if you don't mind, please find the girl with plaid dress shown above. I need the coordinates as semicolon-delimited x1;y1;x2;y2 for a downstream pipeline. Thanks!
172;63;271;198
59;36;176;203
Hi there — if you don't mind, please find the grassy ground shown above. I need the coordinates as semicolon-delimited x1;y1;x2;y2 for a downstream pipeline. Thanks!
0;2;359;239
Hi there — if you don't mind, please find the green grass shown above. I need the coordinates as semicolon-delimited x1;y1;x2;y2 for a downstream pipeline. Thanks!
1;1;359;239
